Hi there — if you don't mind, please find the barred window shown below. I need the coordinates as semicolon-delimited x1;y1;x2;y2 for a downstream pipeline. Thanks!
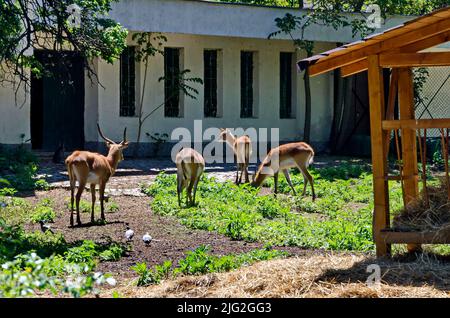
280;52;293;119
241;51;254;118
120;46;136;117
164;48;181;117
204;50;218;118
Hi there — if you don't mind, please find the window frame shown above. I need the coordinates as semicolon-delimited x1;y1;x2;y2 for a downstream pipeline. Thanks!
119;46;137;117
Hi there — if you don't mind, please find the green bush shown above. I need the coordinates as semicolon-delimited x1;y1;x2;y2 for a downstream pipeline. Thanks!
132;246;287;287
99;244;125;262
131;261;172;286
0;252;116;298
64;240;98;270
30;205;56;223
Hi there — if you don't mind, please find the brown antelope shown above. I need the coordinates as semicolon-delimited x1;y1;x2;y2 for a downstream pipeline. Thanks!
65;124;129;226
219;128;252;184
175;147;205;207
252;142;316;201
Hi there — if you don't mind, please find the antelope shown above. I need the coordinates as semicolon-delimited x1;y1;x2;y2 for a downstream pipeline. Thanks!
176;147;205;207
65;124;129;226
219;128;252;184
251;142;316;201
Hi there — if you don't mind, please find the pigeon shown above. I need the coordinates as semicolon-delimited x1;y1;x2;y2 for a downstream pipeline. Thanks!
39;220;54;234
142;233;152;245
125;226;134;241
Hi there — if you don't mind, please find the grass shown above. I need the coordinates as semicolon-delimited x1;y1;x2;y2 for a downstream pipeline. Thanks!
0;147;50;192
143;160;450;254
65;198;120;214
132;245;287;287
142;164;378;251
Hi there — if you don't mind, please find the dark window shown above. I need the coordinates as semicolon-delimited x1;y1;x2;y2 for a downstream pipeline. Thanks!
120;46;136;117
204;50;218;117
164;48;181;117
241;51;253;118
280;52;293;118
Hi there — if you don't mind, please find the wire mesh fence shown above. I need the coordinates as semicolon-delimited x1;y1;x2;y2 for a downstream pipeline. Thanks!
415;66;450;138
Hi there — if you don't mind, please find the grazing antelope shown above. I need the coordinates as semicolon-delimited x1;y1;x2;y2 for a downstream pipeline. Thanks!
219;128;252;184
175;147;205;207
65;124;129;226
252;142;316;201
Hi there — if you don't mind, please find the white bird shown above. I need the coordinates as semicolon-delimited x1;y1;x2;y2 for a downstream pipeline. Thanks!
125;226;134;241
39;220;54;234
142;233;152;245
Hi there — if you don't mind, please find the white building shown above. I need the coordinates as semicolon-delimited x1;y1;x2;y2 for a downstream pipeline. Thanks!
0;0;414;156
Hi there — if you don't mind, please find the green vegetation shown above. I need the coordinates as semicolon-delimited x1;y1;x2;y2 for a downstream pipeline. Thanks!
132;245;287;287
30;199;57;223
143;163;382;251
144;161;450;255
65;198;120;213
0;147;50;192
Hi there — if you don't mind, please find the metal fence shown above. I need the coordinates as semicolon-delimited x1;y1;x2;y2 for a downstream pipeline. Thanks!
415;66;450;138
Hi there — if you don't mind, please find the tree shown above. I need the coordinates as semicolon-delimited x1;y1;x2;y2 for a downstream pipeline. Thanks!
269;0;447;143
131;32;203;157
0;0;128;100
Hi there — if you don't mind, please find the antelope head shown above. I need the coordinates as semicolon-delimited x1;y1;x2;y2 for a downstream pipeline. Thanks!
218;128;234;143
97;124;129;162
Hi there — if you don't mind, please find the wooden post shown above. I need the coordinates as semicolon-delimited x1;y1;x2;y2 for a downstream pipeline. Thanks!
398;68;419;201
398;67;420;253
367;55;391;257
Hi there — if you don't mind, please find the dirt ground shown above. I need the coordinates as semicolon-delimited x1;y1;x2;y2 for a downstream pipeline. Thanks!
23;157;450;298
26;188;312;281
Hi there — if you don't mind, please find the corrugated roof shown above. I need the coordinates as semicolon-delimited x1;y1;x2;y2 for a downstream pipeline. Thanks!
298;6;450;75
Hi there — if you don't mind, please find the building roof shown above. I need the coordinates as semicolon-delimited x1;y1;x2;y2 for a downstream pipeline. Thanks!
298;6;450;77
110;0;413;42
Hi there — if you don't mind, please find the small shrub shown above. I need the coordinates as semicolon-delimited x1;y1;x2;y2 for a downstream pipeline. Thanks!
99;244;125;262
35;179;50;191
133;246;287;287
132;262;165;286
30;205;56;223
64;241;98;269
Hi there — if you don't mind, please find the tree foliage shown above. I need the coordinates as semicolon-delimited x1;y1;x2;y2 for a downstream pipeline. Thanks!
0;0;128;95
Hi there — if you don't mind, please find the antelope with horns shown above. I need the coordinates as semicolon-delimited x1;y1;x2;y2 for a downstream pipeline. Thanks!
176;147;205;207
251;142;316;201
219;128;252;184
65;124;129;226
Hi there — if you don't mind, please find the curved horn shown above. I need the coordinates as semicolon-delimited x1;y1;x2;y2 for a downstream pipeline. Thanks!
97;123;115;144
122;127;127;143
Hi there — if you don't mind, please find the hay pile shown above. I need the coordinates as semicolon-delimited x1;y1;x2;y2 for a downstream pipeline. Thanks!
393;180;450;232
100;252;449;298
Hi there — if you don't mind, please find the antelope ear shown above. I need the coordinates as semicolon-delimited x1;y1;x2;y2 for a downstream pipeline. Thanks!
120;141;129;149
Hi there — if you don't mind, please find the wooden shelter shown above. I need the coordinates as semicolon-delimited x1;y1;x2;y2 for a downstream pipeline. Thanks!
298;7;450;257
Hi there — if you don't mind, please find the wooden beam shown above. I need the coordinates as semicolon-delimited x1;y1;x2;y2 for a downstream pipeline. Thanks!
380;52;450;68
398;67;420;253
367;55;391;257
380;230;450;244
382;118;450;130
383;69;399;158
340;59;368;77
391;30;450;53
308;18;450;76
398;68;419;204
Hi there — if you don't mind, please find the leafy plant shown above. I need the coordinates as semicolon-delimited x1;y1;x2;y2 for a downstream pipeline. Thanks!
99;244;125;262
64;241;98;270
132;246;286;287
30;205;56;224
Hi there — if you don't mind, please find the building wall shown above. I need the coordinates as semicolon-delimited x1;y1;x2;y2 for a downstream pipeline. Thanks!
0;80;30;146
92;33;335;154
